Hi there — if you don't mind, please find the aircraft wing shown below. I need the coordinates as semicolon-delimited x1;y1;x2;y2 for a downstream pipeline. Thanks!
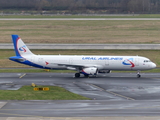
56;63;90;67
55;63;102;69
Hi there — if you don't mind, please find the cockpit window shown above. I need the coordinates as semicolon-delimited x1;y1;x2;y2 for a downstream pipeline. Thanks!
144;60;151;62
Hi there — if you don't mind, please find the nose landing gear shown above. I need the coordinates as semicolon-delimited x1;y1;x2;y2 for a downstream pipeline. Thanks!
137;71;141;78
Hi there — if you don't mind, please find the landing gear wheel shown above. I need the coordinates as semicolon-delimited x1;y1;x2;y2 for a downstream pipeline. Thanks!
137;70;141;78
137;74;141;78
75;73;80;78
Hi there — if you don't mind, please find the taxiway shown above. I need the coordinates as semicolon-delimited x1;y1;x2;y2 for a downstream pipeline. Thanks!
0;72;160;118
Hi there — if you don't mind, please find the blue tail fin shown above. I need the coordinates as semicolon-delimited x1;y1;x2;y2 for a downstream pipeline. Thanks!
12;35;33;56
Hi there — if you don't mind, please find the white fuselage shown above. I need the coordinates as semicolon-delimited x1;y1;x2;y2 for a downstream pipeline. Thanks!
25;54;156;71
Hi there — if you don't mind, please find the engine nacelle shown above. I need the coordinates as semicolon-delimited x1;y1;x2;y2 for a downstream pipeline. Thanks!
81;67;98;75
66;67;76;70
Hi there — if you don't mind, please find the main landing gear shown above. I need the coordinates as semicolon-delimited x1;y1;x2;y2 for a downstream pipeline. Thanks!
137;70;141;78
75;73;80;78
75;73;89;78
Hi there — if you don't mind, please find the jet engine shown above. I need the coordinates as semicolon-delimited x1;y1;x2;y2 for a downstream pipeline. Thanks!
81;67;98;75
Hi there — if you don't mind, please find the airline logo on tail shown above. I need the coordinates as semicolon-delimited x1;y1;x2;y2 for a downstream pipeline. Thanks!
122;58;135;68
19;45;27;52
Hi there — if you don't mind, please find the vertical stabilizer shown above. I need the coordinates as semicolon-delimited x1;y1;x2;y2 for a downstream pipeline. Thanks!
12;35;33;56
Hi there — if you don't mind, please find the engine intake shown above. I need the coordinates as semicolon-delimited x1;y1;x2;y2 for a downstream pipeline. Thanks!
81;67;98;75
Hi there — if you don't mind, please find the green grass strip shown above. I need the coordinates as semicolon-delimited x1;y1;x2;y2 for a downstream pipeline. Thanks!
0;86;90;100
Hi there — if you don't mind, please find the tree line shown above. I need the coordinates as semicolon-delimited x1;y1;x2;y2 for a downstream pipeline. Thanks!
0;0;160;14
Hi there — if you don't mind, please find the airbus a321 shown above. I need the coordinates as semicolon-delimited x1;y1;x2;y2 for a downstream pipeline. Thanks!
9;35;156;78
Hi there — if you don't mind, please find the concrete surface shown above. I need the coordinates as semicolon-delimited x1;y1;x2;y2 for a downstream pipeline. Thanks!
1;117;160;120
1;43;160;50
1;18;160;20
1;100;160;117
1;72;160;100
1;100;160;119
0;102;7;109
0;72;160;119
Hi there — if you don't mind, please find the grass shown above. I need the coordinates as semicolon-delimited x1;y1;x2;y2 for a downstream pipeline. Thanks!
0;85;90;100
0;20;160;44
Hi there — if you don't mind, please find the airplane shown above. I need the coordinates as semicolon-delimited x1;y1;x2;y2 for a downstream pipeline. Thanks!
9;35;156;78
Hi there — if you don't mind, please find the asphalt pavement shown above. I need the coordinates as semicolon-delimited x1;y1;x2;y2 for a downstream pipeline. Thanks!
0;72;160;119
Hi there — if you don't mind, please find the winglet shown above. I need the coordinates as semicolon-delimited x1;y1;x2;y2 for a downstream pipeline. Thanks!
12;35;33;56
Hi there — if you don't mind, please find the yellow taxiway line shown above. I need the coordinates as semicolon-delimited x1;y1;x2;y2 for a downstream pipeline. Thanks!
19;73;26;79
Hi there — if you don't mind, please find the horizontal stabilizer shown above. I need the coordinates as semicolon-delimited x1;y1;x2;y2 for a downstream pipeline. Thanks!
9;56;26;62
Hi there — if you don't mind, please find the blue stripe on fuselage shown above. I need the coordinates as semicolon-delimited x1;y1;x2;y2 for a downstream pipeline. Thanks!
9;56;51;69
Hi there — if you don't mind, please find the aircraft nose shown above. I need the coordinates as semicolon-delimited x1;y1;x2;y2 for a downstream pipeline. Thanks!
152;63;156;68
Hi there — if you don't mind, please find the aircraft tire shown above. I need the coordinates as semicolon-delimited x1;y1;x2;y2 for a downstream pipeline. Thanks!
137;74;141;78
75;73;80;78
